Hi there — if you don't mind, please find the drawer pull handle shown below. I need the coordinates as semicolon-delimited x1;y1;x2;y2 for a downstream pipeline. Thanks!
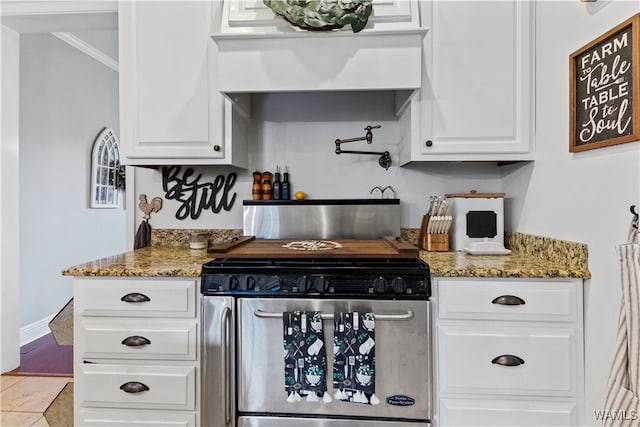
491;355;525;367
492;295;525;306
120;293;151;303
120;381;150;393
121;336;151;347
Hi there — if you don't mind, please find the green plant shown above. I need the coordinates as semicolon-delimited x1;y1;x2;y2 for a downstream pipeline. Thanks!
263;0;373;33
116;165;126;191
107;161;126;191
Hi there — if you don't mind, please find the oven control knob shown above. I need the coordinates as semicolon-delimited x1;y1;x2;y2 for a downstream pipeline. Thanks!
373;277;388;294
313;276;331;293
222;275;238;290
238;276;256;291
266;276;283;292
391;277;407;294
296;276;311;292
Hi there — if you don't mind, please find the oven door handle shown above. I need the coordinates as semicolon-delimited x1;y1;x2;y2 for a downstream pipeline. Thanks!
253;309;414;321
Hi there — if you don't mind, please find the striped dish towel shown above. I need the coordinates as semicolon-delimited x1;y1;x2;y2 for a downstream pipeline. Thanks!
603;222;640;427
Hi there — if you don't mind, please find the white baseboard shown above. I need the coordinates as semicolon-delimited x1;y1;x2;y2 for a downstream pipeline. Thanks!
20;315;54;346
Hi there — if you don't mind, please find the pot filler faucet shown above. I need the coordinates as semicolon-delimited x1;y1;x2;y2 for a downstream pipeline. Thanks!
334;125;392;170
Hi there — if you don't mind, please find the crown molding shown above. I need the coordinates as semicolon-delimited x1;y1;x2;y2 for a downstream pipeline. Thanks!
0;1;116;16
51;31;118;72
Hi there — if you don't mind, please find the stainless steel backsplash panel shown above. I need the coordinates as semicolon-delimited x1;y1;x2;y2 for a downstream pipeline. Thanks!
243;200;400;239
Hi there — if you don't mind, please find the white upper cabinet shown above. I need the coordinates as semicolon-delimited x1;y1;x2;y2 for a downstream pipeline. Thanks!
400;0;534;163
118;0;533;165
119;1;248;166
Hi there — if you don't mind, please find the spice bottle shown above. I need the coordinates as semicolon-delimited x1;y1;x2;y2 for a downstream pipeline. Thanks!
273;167;282;200
282;167;290;200
262;171;273;200
252;171;262;200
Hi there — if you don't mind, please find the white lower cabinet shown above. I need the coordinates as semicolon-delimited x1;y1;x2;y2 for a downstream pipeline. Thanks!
76;278;196;317
78;409;196;427
79;318;197;360
439;398;577;427
439;324;578;396
434;278;584;427
74;278;200;426
78;364;196;410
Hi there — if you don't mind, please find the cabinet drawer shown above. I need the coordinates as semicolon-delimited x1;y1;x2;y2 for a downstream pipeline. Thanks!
75;279;196;318
78;409;196;427
439;398;577;426
78;364;195;410
437;279;579;321
438;324;578;396
79;318;197;360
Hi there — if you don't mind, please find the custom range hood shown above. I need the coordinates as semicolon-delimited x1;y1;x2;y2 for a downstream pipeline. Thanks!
211;1;427;94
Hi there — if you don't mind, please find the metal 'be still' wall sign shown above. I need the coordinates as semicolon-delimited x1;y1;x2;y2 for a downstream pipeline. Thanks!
162;166;237;220
570;13;640;152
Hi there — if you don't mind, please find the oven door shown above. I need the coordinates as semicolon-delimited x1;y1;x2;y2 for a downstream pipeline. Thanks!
237;298;431;422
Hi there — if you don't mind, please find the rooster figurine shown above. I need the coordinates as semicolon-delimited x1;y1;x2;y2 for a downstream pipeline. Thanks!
138;194;163;219
135;195;163;249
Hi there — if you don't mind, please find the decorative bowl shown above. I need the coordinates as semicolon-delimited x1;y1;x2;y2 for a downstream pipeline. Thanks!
262;0;373;33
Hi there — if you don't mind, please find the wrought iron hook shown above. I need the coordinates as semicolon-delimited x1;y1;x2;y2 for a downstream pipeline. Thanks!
631;205;638;229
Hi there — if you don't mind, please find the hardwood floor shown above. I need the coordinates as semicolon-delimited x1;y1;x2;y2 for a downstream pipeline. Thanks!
5;334;72;377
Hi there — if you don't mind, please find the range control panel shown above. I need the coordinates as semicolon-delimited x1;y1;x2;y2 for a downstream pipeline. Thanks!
201;273;430;298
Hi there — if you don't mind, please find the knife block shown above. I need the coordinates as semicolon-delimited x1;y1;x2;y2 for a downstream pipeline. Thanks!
426;233;449;252
417;214;429;250
418;215;449;252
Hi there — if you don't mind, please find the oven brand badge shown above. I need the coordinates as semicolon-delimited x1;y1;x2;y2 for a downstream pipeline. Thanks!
386;395;415;407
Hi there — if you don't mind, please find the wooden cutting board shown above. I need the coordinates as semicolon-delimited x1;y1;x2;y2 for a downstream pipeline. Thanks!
207;236;419;259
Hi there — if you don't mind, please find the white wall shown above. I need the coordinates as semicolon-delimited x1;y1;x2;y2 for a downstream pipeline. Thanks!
1;25;21;373
135;91;504;230
502;1;640;424
19;32;125;331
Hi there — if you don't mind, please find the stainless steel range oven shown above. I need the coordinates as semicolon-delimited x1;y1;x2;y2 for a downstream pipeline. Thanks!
201;256;432;427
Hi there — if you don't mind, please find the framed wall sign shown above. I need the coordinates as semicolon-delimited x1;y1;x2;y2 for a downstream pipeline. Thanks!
569;13;640;152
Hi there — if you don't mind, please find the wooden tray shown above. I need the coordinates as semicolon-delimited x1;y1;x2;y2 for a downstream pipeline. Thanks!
207;236;419;259
206;236;255;253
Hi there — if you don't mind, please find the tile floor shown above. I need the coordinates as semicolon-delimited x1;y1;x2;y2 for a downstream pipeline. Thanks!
1;376;72;427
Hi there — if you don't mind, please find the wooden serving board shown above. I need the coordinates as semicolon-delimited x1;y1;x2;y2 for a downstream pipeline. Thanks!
207;236;255;253
445;191;505;198
207;236;419;259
